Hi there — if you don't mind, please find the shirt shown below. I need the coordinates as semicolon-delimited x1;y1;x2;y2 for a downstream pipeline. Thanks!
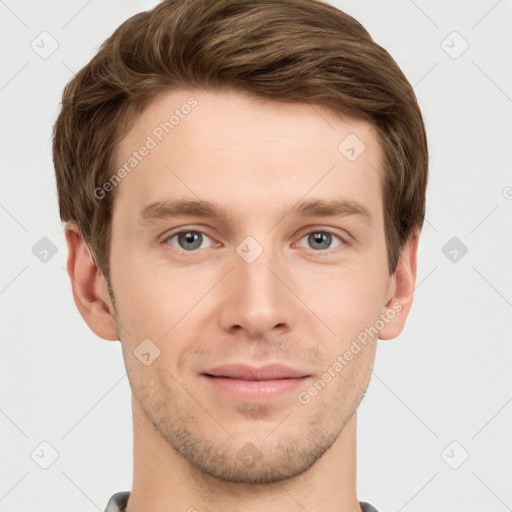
104;491;381;512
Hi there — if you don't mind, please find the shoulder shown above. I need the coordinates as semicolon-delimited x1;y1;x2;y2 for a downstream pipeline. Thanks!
359;501;381;512
104;491;130;512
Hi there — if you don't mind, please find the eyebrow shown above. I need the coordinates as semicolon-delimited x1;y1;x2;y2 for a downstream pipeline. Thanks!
135;197;372;227
289;198;372;223
136;199;232;226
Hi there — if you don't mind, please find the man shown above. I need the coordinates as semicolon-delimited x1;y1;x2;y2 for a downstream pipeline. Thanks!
53;0;428;510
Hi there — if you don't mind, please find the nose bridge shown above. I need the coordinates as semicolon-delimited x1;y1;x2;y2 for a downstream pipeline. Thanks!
219;236;294;336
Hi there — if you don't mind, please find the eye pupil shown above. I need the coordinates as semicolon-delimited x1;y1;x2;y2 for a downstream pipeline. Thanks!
308;232;332;250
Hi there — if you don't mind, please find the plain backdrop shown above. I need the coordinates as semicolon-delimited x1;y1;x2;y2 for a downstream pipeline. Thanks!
1;1;511;511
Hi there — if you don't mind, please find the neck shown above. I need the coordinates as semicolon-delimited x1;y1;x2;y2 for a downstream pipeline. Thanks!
126;395;361;512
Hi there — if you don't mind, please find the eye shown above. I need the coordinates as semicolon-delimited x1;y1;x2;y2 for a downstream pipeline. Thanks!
297;230;344;251
164;230;214;251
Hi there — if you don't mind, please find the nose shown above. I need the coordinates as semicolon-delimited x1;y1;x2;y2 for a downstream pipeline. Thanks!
218;245;297;338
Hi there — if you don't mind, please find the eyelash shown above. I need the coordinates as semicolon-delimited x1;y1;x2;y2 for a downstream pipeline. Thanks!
162;227;347;254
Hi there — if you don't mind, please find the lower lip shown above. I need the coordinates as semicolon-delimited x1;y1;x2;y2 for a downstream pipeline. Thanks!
202;375;311;401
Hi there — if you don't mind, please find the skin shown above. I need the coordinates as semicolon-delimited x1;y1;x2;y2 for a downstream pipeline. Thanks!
65;88;418;512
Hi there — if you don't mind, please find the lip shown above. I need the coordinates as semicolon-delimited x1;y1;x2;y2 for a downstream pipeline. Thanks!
203;363;309;380
201;363;312;401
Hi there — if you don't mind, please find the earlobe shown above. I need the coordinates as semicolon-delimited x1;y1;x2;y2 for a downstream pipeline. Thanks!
378;233;419;340
64;223;119;341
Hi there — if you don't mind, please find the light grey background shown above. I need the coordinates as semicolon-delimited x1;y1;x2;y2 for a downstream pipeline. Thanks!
1;1;511;511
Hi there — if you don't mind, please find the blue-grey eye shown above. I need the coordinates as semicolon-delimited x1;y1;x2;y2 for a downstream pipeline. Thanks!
300;231;343;251
167;231;212;251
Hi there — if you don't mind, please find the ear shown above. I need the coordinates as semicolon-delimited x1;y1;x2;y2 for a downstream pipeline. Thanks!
378;233;419;340
64;223;119;341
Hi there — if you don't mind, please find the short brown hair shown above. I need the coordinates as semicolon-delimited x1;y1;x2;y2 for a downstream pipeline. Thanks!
53;0;428;283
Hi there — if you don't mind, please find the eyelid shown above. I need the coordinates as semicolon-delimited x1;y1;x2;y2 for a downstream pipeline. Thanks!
161;225;213;239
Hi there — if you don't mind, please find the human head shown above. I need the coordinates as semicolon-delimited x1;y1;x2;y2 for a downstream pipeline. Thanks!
53;0;428;493
53;0;428;287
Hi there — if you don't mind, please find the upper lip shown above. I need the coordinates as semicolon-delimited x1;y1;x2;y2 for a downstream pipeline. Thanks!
203;363;310;380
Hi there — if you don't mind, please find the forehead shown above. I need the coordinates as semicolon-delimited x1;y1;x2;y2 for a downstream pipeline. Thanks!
112;88;384;229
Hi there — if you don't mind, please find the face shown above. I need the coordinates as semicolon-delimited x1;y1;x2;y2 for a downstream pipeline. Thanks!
107;88;394;483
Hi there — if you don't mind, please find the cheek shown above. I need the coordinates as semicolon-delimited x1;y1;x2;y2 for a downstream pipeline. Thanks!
292;262;388;338
113;263;213;373
111;249;189;324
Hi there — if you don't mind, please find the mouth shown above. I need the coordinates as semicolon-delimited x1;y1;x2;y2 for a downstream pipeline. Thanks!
201;363;312;401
